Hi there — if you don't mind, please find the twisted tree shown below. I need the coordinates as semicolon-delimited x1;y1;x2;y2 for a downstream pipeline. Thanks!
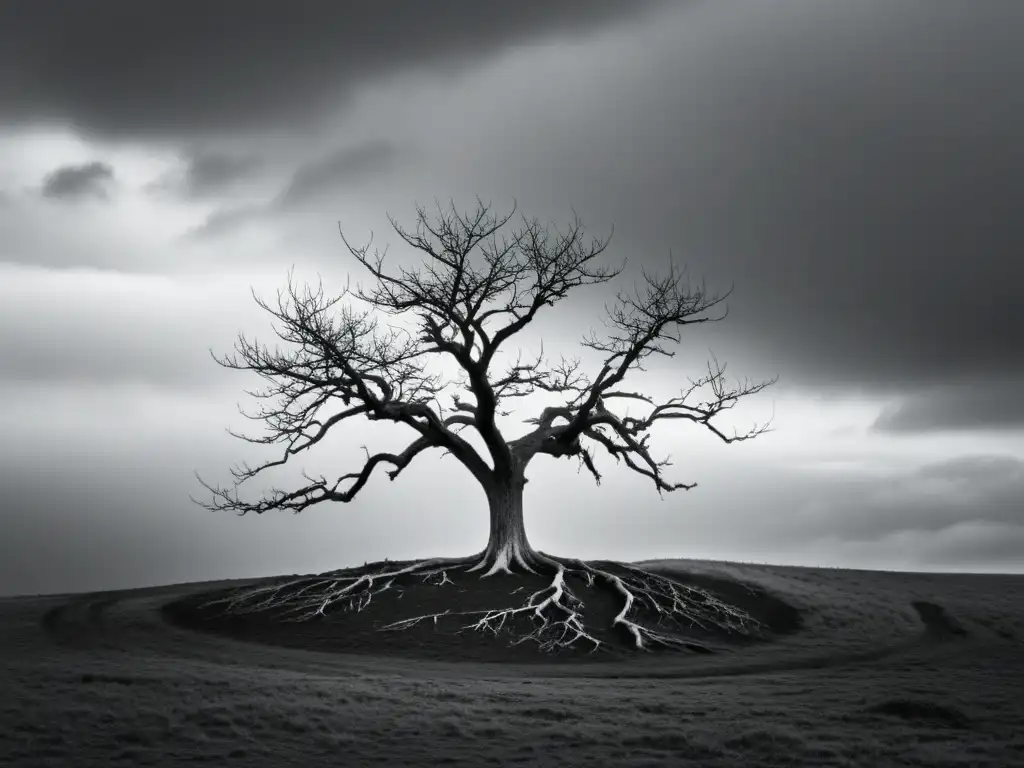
195;200;776;653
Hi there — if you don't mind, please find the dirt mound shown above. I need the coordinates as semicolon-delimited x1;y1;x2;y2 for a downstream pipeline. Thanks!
162;560;802;664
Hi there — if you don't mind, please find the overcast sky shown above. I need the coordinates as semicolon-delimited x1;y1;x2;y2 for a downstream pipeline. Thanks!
2;1;1023;596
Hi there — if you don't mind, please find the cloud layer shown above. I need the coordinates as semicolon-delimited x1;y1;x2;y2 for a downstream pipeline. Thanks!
1;2;1022;594
0;1;669;140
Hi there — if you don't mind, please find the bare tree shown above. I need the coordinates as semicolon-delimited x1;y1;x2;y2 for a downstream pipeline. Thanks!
195;200;776;652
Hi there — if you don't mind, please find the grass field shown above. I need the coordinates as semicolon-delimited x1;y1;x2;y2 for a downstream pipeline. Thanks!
2;558;1022;766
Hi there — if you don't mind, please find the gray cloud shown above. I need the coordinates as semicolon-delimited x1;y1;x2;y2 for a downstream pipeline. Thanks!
276;140;399;210
428;0;1024;422
6;1;1023;424
41;161;114;201
873;376;1024;433
184;151;263;193
918;454;1024;486
794;454;1024;543
184;203;267;241
184;140;400;239
152;150;265;199
0;0;669;140
4;1;1024;596
807;521;1024;574
913;523;1024;570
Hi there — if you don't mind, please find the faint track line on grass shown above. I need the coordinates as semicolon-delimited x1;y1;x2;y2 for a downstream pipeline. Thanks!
41;596;118;648
573;635;962;680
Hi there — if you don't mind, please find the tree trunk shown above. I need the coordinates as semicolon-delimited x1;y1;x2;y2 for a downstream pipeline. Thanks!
468;475;542;577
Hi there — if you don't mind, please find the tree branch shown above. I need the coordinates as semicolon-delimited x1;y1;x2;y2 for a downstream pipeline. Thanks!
338;200;619;477
197;200;775;521
194;436;437;515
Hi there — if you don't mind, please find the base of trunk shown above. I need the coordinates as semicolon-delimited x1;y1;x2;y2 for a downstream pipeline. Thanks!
467;480;549;577
466;540;554;577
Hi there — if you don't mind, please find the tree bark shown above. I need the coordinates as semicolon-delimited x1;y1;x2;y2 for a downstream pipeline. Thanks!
468;473;542;577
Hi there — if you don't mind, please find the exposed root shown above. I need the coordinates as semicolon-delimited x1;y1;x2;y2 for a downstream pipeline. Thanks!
200;556;472;621
388;561;603;653
579;560;754;651
202;553;763;654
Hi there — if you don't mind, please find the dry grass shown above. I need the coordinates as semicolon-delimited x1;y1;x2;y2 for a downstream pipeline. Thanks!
1;559;1022;766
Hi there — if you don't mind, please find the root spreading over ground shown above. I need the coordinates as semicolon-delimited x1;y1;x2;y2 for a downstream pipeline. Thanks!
169;555;791;660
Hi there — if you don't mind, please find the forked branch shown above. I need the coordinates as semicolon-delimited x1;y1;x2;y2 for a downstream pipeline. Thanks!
510;261;776;493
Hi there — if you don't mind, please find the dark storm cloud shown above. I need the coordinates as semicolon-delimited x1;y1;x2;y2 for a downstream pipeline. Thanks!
492;1;1024;429
40;161;114;201
0;0;668;140
873;376;1024;433
738;2;1024;395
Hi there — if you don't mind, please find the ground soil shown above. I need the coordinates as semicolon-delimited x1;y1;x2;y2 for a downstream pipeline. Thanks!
5;559;1022;766
161;558;803;664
